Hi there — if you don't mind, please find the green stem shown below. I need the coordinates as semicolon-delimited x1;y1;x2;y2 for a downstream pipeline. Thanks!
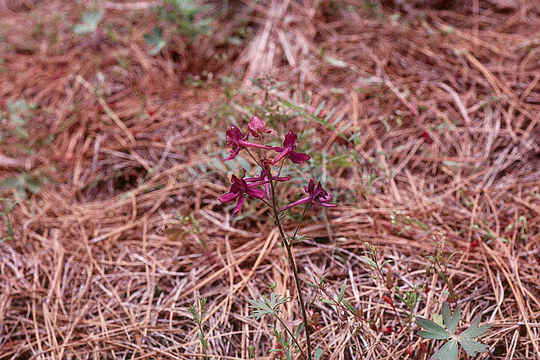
274;314;308;360
268;178;313;360
244;148;262;168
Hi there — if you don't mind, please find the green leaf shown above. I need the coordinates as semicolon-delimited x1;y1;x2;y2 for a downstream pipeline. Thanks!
430;339;458;360
23;173;42;194
342;299;358;315
458;338;489;356
144;27;166;55
314;348;323;360
321;298;336;306
247;293;289;319
420;305;491;360
198;329;207;348
361;256;378;270
338;280;347;302
0;176;22;188
433;314;444;328
458;316;492;339
313;101;325;117
74;10;104;35
441;303;461;333
417;318;452;340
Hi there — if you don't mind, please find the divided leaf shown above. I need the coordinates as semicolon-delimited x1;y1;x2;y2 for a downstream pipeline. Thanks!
417;317;452;340
430;339;458;360
441;302;461;333
418;304;492;360
247;293;289;319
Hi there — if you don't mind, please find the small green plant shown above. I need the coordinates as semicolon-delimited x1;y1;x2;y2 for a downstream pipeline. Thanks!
2;99;35;140
188;297;209;359
425;234;459;302
395;285;424;325
307;276;361;319
417;303;492;360
0;198;17;241
73;10;104;35
0;172;44;199
155;0;211;43
248;293;323;360
144;26;167;55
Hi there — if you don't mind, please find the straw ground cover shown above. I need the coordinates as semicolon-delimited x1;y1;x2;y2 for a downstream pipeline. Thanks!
0;0;539;359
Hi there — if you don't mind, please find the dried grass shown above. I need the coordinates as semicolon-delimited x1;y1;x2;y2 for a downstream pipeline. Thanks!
0;0;539;359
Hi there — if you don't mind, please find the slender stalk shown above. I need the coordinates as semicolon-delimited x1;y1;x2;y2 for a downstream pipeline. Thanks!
268;177;313;360
244;148;262;168
291;205;309;241
197;322;208;360
274;314;308;360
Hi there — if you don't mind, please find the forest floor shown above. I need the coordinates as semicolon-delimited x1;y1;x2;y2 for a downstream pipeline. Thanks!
0;1;539;359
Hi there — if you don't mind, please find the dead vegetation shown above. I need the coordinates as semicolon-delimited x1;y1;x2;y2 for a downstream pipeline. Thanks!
0;0;539;359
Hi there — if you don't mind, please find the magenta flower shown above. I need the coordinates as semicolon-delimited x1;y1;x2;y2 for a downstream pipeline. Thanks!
248;116;271;138
281;178;337;211
219;170;266;213
245;159;290;199
272;131;311;165
224;125;273;161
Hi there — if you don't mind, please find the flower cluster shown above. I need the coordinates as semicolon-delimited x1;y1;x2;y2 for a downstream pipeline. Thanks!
219;116;336;213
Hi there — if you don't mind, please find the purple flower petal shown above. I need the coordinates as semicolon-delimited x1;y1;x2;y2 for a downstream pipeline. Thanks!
283;131;298;149
223;147;241;161
218;192;240;203
272;148;290;164
319;203;337;207
246;186;265;199
280;196;311;211
238;140;273;150
264;183;271;199
288;151;311;164
233;194;246;213
248;116;271;137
